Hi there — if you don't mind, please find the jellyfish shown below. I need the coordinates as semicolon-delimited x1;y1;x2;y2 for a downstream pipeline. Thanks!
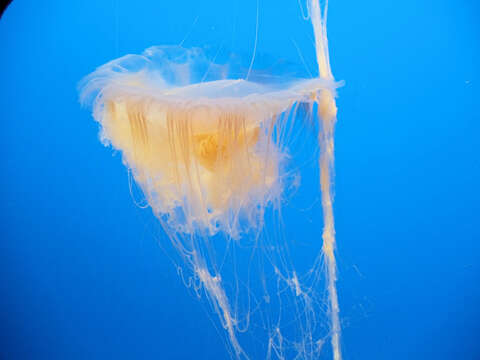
80;0;342;359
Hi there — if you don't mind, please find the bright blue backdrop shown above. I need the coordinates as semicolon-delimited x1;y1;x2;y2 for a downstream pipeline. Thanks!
1;1;479;359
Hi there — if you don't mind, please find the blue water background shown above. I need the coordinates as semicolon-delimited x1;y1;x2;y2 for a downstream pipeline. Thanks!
1;1;479;359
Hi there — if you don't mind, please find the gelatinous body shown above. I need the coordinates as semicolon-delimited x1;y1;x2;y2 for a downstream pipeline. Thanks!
81;1;342;359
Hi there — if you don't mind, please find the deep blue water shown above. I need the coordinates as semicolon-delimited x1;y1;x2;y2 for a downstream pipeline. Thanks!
1;1;479;359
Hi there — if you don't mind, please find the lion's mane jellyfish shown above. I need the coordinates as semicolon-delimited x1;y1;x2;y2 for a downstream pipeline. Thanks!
80;1;342;359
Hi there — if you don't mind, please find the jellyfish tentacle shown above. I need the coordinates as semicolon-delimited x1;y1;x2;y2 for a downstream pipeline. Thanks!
309;0;343;359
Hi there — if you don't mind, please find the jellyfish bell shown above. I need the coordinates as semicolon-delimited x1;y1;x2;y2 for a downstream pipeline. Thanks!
80;1;343;359
81;46;339;239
